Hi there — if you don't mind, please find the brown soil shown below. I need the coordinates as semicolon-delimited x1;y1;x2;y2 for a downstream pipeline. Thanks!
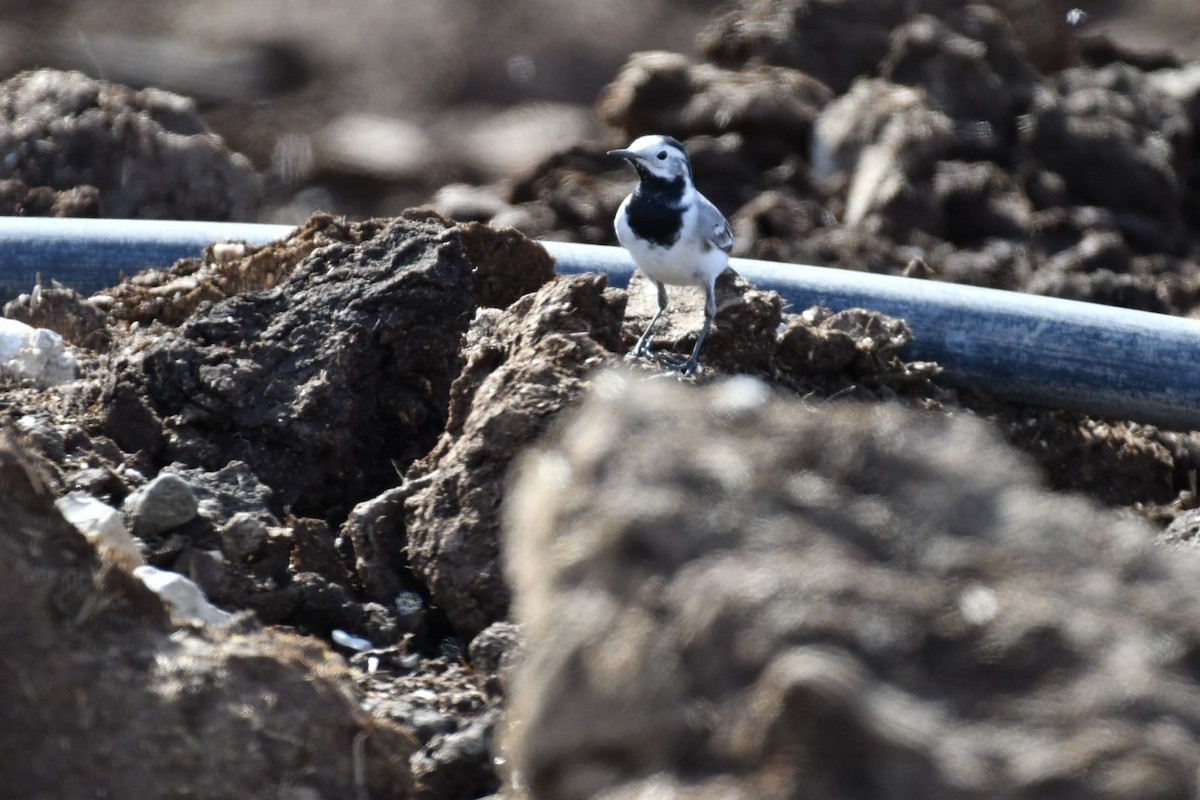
5;0;1200;798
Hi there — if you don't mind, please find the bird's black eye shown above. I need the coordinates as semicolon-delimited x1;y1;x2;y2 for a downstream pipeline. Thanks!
656;151;668;160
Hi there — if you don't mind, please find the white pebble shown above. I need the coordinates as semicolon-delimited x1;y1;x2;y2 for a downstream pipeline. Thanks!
133;565;233;627
331;629;374;652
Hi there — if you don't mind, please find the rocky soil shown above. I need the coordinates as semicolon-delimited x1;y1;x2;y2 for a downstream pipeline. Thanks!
6;0;1200;798
506;378;1200;799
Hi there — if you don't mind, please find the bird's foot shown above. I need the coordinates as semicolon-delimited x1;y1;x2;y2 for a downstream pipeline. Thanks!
626;334;652;360
626;341;698;374
623;348;649;367
626;343;676;365
634;350;698;375
651;352;686;370
644;356;702;381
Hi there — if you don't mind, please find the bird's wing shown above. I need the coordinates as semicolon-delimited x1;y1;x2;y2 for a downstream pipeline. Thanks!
698;193;733;253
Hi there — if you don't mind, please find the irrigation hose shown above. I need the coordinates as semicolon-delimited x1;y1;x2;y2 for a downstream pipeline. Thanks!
1;215;1197;431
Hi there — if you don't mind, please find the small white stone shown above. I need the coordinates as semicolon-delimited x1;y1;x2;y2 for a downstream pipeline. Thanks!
211;242;247;263
56;491;145;572
0;317;76;386
133;565;233;627
331;629;374;652
958;583;999;625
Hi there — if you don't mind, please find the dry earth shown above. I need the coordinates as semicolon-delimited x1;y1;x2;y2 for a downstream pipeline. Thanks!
5;1;1200;798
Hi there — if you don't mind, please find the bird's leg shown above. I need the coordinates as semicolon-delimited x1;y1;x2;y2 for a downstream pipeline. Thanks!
680;281;717;376
631;280;669;359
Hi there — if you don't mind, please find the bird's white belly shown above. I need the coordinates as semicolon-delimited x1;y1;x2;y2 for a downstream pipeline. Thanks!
615;205;728;288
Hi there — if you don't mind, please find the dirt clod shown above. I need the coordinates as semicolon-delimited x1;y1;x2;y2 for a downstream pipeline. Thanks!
0;69;260;220
0;430;415;799
505;376;1200;800
7;1;1200;797
405;272;626;637
107;214;475;519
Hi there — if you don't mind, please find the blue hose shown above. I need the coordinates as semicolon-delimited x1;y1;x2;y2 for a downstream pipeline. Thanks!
0;217;295;296
1;215;1198;430
550;241;1200;430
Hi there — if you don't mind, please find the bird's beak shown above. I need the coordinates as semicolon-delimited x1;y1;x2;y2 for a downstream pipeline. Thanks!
607;148;639;161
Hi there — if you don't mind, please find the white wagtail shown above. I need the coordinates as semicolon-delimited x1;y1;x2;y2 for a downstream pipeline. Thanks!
609;134;733;376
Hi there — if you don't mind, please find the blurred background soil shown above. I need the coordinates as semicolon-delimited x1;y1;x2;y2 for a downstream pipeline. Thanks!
0;0;718;219
0;0;1196;222
7;2;1200;799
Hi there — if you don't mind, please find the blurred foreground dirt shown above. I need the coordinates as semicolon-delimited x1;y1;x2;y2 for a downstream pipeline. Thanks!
5;0;1200;798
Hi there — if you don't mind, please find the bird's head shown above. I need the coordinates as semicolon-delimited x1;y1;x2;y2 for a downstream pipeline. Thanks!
608;134;692;182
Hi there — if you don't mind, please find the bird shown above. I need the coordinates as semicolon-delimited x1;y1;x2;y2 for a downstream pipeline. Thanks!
608;134;733;376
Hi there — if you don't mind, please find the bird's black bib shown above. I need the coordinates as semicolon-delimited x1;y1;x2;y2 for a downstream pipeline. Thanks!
625;171;686;248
